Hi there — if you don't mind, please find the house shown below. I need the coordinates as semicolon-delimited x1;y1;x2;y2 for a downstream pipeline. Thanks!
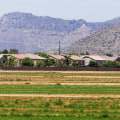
9;54;27;67
47;54;65;62
68;55;85;66
24;53;46;66
82;54;120;66
9;54;46;66
82;54;107;66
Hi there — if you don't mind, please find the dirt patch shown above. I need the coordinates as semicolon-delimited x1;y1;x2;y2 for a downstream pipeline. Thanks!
64;76;120;78
0;94;120;98
1;82;120;85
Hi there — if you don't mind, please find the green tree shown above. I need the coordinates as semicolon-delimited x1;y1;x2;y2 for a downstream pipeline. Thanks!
55;61;62;67
6;57;17;67
80;52;85;55
63;56;71;67
44;58;55;66
88;60;99;67
21;57;34;67
9;49;18;54
2;49;8;54
106;53;113;57
86;51;89;55
102;61;120;67
36;61;45;67
35;52;48;58
72;61;80;67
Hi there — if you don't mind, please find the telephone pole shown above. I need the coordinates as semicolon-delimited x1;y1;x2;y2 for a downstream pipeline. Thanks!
59;41;60;55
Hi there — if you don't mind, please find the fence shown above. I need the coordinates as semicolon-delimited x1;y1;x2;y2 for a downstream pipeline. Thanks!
0;66;120;71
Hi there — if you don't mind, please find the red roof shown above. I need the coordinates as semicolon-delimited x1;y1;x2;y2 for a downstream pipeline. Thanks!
9;54;26;59
48;54;65;60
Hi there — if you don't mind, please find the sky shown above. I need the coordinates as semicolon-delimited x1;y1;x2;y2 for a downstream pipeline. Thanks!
0;0;120;22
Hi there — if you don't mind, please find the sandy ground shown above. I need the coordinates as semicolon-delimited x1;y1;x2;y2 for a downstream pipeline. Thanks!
0;94;120;98
64;76;120;78
0;70;120;73
1;82;120;85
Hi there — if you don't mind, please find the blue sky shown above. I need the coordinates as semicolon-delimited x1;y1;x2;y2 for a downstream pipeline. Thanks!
0;0;120;22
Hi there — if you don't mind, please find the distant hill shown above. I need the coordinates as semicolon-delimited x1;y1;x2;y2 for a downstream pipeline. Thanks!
0;12;120;53
63;24;120;55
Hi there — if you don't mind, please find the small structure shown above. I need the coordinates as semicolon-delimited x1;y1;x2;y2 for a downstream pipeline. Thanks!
82;54;120;66
69;55;85;66
9;54;46;66
47;54;65;62
25;53;46;66
9;54;27;67
82;54;107;66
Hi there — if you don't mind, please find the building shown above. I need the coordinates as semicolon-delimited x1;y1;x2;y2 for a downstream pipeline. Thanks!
24;53;46;66
47;54;65;62
82;54;107;66
69;55;85;66
9;54;46;66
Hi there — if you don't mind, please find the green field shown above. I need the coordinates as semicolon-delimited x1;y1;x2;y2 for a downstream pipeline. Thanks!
0;71;120;119
0;84;120;94
0;71;120;83
0;97;119;119
1;71;120;76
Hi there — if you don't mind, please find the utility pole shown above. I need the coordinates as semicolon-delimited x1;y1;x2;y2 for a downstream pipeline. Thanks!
59;41;60;55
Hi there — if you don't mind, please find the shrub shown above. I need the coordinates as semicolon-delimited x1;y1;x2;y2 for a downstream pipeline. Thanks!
22;57;34;67
54;98;63;105
88;60;99;67
102;61;120;67
36;61;45;67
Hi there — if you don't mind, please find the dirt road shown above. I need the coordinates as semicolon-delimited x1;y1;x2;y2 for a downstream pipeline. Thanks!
0;94;120;98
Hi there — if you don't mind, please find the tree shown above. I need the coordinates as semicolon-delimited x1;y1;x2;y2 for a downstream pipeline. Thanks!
9;49;18;54
2;49;8;54
106;53;113;57
63;56;71;67
86;51;89;55
72;61;80;67
34;52;48;58
55;61;62;67
6;57;17;67
102;61;120;67
80;52;85;55
36;61;45;67
21;57;34;67
88;60;99;67
44;58;55;66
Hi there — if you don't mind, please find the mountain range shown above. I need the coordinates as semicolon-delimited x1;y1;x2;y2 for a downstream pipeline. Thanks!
0;12;120;53
63;24;120;55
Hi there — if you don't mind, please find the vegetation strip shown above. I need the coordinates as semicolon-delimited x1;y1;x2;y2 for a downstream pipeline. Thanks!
0;97;120;119
0;94;120;98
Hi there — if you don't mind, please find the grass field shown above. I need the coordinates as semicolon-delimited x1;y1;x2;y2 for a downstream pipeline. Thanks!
0;71;120;119
0;84;120;94
0;71;120;83
0;97;120;119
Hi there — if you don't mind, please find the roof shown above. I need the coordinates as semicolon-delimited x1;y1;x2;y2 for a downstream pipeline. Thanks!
83;54;106;61
25;54;46;60
9;54;46;60
48;54;65;60
101;56;118;61
83;54;119;61
9;54;26;60
69;55;84;61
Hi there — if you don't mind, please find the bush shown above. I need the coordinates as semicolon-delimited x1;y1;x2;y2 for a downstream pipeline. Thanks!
88;60;99;67
102;61;120;67
36;61;45;67
22;57;34;67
